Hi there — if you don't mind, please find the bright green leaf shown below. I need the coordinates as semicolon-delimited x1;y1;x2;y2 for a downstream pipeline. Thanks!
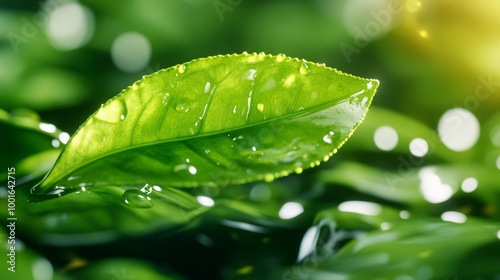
33;53;378;194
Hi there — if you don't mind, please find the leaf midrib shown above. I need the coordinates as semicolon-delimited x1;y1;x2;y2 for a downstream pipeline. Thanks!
48;88;370;186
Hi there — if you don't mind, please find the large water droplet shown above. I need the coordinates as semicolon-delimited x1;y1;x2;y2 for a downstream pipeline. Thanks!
246;69;257;80
122;189;153;208
299;62;310;75
257;103;264;112
203;81;211;93
178;64;186;74
95;99;127;123
322;131;335;144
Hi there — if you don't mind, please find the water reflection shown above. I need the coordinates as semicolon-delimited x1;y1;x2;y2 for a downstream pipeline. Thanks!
278;202;304;219
440;211;467;224
338;201;382;216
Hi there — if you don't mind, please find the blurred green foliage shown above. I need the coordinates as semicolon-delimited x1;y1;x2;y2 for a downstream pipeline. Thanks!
1;0;500;279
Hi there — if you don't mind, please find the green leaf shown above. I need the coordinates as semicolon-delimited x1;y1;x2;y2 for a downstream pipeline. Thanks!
1;183;208;245
312;220;500;279
67;258;184;280
33;53;378;194
0;108;63;182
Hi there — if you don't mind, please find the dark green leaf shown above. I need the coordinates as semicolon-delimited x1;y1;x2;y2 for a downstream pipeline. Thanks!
2;184;208;245
33;53;378;194
0;109;63;181
67;258;184;280
313;220;500;279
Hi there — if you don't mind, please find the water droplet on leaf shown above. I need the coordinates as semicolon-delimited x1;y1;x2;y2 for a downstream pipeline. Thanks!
204;81;211;93
246;69;257;80
299;62;310;75
175;104;188;112
95;99;128;123
178;64;186;74
257;103;264;112
276;53;286;62
122;189;153;208
264;173;274;182
173;164;197;175
323;135;333;144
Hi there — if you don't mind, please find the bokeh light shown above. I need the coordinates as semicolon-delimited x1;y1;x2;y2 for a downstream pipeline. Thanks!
419;168;454;204
374;126;398;151
438;108;480;152
111;32;152;73
46;2;94;51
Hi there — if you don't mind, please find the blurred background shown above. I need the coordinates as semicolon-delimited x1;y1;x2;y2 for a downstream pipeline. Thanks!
2;0;500;279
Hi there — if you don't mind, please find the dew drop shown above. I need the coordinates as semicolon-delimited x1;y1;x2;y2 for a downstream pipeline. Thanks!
295;167;303;174
122;189;153;208
323;134;333;144
188;165;197;175
283;75;295;88
95;99;127;124
204;81;211;93
257;103;264;112
276;53;286;62
299;62;310;75
162;93;170;106
175;104;188;112
264;173;274;183
178;64;186;74
246;69;257;80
